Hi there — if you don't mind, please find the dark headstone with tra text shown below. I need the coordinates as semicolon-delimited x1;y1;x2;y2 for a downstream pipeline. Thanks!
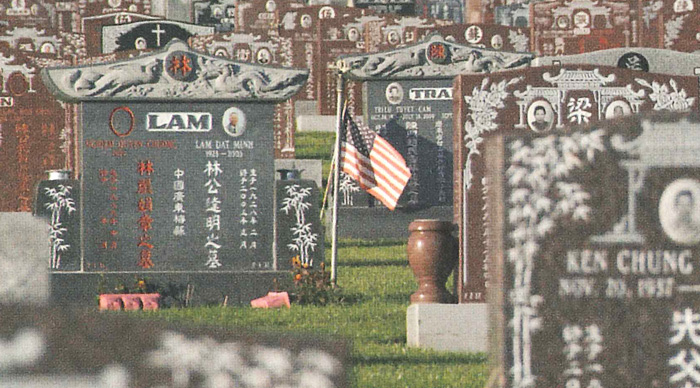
336;35;532;238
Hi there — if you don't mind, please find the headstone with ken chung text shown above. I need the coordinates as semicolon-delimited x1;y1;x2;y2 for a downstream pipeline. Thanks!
482;113;700;388
454;65;700;304
336;34;532;239
41;39;309;306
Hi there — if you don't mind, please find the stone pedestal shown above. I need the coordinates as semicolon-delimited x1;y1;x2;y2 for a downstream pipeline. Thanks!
406;303;488;353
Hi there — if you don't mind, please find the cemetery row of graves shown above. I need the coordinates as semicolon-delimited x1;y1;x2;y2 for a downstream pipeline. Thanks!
5;0;700;387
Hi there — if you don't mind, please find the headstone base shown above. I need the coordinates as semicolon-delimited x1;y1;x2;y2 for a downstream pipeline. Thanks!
50;272;291;307
296;115;337;132
337;206;453;239
406;303;488;353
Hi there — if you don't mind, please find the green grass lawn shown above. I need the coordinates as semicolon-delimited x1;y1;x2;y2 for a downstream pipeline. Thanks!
140;240;488;388
133;132;488;387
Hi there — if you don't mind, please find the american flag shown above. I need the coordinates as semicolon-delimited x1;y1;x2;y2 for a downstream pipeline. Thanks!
340;108;411;211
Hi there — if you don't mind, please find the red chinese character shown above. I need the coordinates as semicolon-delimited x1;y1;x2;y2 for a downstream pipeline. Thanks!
137;240;154;249
169;55;192;76
137;179;153;194
137;234;154;249
138;249;154;269
138;197;153;212
431;44;445;59
138;213;153;232
138;160;154;176
110;241;118;250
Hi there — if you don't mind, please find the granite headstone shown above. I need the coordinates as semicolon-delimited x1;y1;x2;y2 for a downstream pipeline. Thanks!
0;305;349;387
41;39;308;305
0;48;66;212
454;65;700;303
530;0;636;56
483;113;700;388
337;35;532;238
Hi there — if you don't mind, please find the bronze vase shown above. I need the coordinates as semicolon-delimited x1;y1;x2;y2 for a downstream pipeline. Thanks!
407;219;457;304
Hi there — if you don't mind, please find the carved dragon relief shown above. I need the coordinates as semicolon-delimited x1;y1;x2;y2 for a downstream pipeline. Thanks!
338;35;533;80
41;40;309;102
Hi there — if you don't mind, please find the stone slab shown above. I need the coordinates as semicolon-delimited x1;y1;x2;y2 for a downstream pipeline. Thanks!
296;114;337;132
0;213;49;306
335;206;453;239
407;303;488;353
50;271;290;307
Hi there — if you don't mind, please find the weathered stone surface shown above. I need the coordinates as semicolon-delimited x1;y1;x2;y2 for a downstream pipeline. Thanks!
0;213;49;306
407;303;488;353
0;305;350;387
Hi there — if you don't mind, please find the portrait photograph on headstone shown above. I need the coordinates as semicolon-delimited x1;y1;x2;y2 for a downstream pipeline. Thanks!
8;1;700;387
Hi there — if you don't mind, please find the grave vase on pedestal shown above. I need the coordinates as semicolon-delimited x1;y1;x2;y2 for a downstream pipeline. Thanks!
407;219;456;304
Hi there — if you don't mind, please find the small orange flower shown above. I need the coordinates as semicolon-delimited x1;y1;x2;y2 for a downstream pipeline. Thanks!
295;274;302;281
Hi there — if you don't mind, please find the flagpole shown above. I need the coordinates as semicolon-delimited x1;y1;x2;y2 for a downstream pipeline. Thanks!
330;63;346;285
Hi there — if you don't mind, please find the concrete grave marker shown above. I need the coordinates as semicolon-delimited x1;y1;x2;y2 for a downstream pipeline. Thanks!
534;47;700;77
41;39;308;305
454;65;700;303
483;114;700;388
0;214;49;306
